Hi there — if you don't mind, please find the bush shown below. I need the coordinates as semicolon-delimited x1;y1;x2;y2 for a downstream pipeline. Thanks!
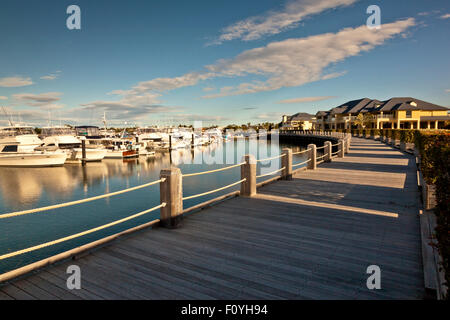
399;129;416;143
414;131;450;295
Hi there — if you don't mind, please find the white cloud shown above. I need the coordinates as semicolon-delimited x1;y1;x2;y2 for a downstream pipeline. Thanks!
278;96;336;104
202;18;415;98
85;18;416;113
255;112;285;120
209;0;358;45
0;76;33;87
446;89;450;93
441;14;450;19
0;96;8;100
12;92;62;107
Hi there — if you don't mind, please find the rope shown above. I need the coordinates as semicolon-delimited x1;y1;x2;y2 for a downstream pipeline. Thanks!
316;154;326;160
256;167;285;179
332;143;340;147
292;159;311;168
316;146;326;150
0;179;165;219
182;162;245;178
292;149;310;155
256;154;285;162
0;203;166;261
182;179;246;201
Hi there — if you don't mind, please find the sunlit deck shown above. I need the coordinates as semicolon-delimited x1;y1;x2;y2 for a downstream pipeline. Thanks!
0;138;424;299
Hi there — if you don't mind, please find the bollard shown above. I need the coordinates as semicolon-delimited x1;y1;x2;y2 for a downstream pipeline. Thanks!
240;154;256;197
281;148;292;180
307;144;316;170
160;167;183;228
338;139;345;158
169;135;172;150
324;141;332;162
81;136;86;167
191;133;195;149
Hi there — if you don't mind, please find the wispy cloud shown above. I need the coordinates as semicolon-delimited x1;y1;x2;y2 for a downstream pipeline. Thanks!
255;112;284;121
202;18;416;98
278;96;336;104
441;13;450;19
0;96;8;100
209;0;358;45
0;76;33;87
13;92;62;106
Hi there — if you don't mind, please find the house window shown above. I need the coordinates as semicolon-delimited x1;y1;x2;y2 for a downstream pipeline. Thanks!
406;111;412;118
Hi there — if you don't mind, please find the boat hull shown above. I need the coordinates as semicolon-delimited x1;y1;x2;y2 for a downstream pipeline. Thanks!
0;152;68;167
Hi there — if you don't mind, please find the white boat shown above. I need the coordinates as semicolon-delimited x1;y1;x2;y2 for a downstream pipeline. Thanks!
41;126;107;162
0;125;44;152
0;141;67;167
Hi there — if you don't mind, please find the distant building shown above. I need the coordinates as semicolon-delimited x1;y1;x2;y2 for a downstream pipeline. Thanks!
281;113;316;130
315;97;449;130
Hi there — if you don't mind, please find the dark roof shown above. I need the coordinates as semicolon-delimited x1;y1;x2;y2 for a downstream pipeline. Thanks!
316;111;330;116
328;98;372;114
286;112;315;121
420;116;450;121
378;97;448;112
320;97;448;115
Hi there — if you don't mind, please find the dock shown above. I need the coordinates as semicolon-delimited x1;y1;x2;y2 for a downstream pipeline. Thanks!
0;137;424;299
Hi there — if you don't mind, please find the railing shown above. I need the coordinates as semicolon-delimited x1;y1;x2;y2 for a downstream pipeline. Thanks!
0;131;351;282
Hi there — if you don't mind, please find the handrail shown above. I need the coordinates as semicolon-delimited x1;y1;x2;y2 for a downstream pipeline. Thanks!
316;154;326;160
182;162;245;178
332;143;340;147
292;159;311;168
0;178;166;219
292;149;310;155
256;154;285;162
316;146;326;150
256;167;285;179
182;179;246;201
0;203;166;261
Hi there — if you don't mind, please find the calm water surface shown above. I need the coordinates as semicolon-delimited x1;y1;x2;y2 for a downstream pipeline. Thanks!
0;139;309;273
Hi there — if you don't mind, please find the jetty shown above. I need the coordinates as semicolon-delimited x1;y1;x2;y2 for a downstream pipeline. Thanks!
0;134;425;299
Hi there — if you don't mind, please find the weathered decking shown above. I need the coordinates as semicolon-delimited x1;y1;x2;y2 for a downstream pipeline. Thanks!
0;137;424;299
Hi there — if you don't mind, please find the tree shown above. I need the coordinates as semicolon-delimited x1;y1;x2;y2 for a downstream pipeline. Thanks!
354;113;374;129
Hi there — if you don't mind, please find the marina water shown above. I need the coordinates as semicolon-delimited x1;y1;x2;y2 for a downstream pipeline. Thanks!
0;139;308;274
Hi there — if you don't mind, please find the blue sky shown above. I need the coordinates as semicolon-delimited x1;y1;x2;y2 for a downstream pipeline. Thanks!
0;0;449;127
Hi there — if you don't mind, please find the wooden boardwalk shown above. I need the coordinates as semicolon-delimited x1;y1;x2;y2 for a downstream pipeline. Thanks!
0;138;424;299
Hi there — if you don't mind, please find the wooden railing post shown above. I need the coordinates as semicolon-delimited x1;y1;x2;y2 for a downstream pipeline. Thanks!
160;167;183;228
325;141;332;162
241;154;256;197
338;139;345;158
281;148;292;180
345;136;350;154
307;144;316;170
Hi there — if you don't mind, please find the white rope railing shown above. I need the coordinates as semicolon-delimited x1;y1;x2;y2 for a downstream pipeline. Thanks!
256;167;285;179
316;154;326;160
182;179;246;201
182;162;245;178
0;178;166;219
292;159;311;168
332;143;340;147
316;146;326;150
256;154;285;162
0;203;166;261
292;149;310;155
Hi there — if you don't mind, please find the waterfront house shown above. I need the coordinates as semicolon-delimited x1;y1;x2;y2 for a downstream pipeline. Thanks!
315;97;449;130
281;113;316;130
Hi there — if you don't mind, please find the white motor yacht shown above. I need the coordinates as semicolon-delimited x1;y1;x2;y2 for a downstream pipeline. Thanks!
41;126;106;163
0;140;67;167
0;125;43;152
